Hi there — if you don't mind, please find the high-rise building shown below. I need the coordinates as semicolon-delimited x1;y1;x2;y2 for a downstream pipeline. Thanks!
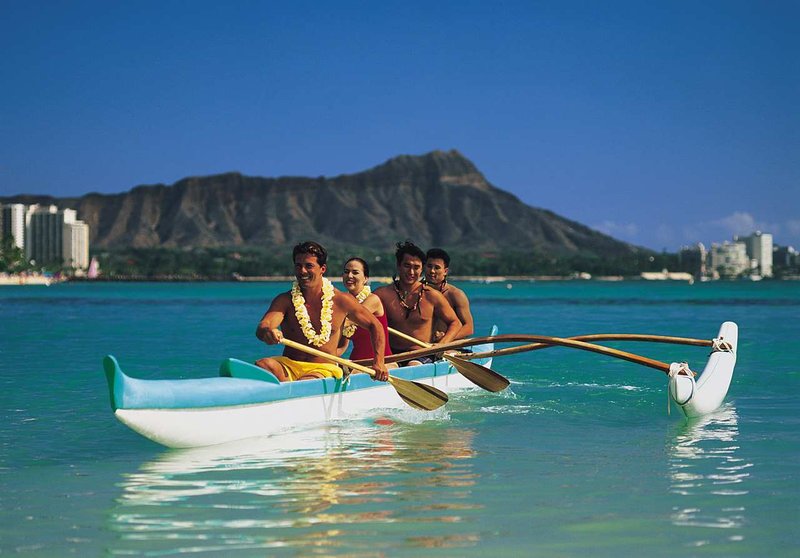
63;220;90;270
710;241;749;278
25;205;89;268
3;203;90;271
26;205;63;265
774;245;798;268
743;231;773;278
678;242;707;278
1;203;27;249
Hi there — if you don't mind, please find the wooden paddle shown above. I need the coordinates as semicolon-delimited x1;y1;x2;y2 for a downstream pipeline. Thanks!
279;338;448;411
364;334;702;376
388;327;510;393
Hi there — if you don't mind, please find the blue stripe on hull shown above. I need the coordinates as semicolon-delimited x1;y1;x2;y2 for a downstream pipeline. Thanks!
104;327;498;412
105;354;481;411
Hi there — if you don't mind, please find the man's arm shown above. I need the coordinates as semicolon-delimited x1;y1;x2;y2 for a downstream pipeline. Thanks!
450;289;474;339
430;290;461;345
256;293;290;344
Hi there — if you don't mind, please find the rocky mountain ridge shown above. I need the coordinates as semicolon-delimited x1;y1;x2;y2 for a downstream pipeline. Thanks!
2;150;643;257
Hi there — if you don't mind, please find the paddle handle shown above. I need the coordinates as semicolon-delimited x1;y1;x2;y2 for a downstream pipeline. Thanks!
280;338;376;377
388;327;433;349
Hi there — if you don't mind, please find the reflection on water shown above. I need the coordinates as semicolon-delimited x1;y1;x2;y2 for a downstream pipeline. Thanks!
109;420;480;555
667;404;752;544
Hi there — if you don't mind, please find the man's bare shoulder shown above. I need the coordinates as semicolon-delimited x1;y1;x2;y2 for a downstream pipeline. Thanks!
271;291;292;306
333;288;359;309
373;284;394;298
448;282;467;294
446;284;470;304
260;291;291;320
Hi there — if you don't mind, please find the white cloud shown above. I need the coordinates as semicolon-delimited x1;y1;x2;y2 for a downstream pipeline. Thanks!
678;212;800;249
593;212;800;251
712;211;759;237
708;211;800;244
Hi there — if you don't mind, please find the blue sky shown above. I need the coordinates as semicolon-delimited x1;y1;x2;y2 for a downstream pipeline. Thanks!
1;0;797;250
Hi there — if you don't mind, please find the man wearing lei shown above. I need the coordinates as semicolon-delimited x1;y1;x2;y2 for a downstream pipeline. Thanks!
374;241;461;365
255;241;389;382
424;247;474;341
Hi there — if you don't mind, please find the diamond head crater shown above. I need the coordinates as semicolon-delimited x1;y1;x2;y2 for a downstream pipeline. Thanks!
2;150;660;279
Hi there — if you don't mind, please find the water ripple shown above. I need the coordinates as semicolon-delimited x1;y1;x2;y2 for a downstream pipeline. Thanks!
667;405;752;542
108;424;484;555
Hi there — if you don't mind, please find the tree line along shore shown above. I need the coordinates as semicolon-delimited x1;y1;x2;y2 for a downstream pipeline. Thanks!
3;246;800;282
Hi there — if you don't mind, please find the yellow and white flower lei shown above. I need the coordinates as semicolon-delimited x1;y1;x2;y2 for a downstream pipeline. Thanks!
291;277;335;347
342;285;371;338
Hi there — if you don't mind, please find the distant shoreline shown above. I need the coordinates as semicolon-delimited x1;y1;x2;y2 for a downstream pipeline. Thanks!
64;274;628;283
8;273;798;284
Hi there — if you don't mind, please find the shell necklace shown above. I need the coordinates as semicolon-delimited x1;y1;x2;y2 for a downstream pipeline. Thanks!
342;285;371;338
394;280;424;318
423;277;448;293
291;277;334;346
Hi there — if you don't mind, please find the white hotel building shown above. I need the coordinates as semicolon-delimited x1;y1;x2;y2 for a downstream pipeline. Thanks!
710;241;749;278
710;231;774;279
1;203;27;250
743;231;773;278
63;219;90;270
0;203;90;270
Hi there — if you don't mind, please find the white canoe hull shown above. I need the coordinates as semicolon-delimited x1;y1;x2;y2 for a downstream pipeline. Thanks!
115;368;480;449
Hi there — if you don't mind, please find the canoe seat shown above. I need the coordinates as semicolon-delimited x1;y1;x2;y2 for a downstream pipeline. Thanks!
219;358;281;384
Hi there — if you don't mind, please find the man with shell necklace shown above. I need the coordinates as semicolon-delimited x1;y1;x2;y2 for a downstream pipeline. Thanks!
374;241;461;365
255;241;390;382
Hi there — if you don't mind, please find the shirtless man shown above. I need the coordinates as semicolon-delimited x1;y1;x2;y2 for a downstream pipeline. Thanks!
255;241;389;382
425;248;474;341
374;241;461;365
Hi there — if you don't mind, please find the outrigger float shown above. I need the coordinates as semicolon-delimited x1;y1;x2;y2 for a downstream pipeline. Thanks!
104;322;737;449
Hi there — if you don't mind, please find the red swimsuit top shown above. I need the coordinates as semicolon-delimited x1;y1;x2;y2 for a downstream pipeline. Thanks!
349;313;393;360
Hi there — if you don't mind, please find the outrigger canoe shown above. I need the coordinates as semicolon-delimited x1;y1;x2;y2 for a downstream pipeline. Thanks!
104;322;737;449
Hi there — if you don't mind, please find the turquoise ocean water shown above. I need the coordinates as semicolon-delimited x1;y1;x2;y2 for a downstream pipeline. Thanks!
1;281;798;556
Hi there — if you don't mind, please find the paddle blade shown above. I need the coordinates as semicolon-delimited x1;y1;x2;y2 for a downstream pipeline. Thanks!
444;354;510;392
388;377;448;411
